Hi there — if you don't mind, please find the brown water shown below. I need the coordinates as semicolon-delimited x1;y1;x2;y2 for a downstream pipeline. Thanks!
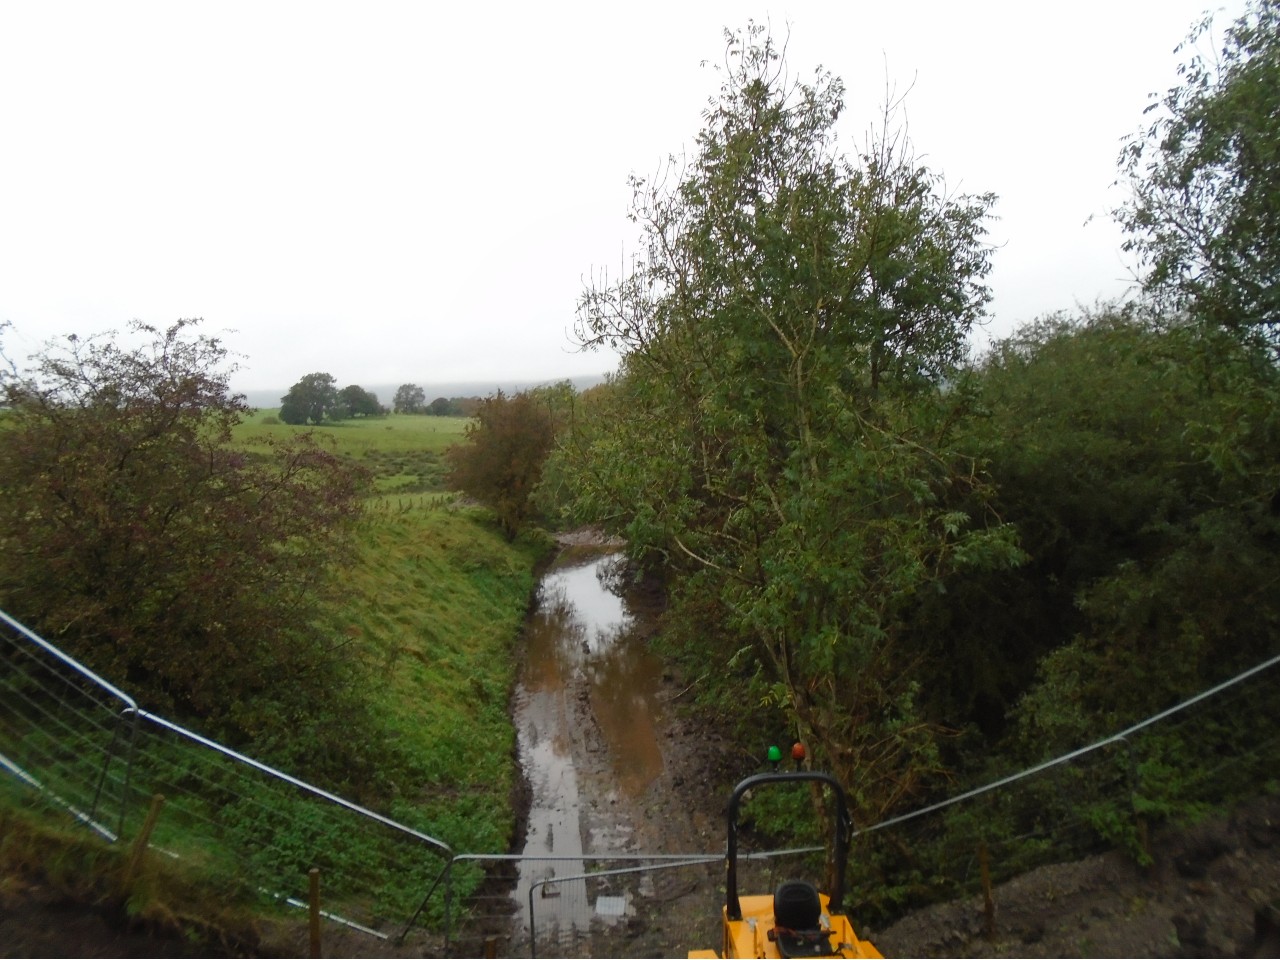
510;549;667;941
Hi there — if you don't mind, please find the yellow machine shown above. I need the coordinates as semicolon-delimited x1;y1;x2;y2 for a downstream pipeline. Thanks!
691;768;882;959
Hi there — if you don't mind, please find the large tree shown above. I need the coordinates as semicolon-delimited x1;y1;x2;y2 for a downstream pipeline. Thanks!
0;321;369;742
338;383;383;417
393;382;426;414
567;26;1021;820
1116;0;1280;338
280;371;340;424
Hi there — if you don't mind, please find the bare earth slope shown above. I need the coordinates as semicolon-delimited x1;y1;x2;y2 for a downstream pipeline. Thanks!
873;794;1280;959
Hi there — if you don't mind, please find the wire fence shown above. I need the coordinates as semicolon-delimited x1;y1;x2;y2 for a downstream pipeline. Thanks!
2;609;140;842
5;605;1279;956
843;650;1280;930
0;608;453;945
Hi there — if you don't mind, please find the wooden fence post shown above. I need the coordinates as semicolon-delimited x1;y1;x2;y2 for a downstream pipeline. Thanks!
119;794;165;896
979;840;995;940
309;867;322;958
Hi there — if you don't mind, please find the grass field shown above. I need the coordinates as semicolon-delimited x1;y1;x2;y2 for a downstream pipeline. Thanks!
233;409;471;493
232;406;550;853
230;407;538;855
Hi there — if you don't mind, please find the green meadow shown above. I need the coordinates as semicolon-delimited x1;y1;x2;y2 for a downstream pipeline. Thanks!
233;409;471;494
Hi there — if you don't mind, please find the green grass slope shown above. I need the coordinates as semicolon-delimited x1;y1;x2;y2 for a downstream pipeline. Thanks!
324;501;549;852
233;411;538;855
3;405;539;933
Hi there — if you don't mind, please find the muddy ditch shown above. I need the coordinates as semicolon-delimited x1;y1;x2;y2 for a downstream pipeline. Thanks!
502;544;742;957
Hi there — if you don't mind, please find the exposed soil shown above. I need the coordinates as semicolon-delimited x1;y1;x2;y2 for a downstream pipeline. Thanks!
0;894;238;958
873;794;1280;959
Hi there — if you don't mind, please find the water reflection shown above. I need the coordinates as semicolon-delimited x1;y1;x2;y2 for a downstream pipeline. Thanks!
586;632;666;798
511;550;667;946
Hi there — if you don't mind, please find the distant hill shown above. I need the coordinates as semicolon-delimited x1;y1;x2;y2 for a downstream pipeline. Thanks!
237;373;610;411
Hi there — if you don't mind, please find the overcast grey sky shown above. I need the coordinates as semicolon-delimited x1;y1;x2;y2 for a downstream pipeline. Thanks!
0;0;1244;393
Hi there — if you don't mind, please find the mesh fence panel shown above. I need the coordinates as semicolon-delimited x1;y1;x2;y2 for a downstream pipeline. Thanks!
1;611;137;840
122;715;452;936
0;610;452;944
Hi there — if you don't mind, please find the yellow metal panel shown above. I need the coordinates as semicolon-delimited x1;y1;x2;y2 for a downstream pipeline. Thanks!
712;893;884;959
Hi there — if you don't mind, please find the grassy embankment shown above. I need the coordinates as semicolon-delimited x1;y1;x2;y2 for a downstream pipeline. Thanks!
232;409;548;852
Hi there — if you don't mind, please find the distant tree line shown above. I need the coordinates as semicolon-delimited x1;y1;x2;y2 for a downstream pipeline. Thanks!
392;383;481;417
276;376;484;424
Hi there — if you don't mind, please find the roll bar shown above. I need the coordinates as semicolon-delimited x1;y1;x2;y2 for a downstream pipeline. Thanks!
724;771;852;921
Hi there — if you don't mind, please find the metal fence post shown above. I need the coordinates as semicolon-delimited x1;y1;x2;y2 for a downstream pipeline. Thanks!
444;857;454;955
91;706;141;841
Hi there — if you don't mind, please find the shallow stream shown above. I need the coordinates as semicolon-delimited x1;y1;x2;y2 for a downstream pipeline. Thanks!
508;548;668;939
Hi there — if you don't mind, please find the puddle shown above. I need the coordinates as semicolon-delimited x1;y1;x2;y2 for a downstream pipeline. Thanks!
510;549;667;946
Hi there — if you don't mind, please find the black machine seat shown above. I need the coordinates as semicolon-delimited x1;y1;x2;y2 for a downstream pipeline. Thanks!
770;880;836;958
